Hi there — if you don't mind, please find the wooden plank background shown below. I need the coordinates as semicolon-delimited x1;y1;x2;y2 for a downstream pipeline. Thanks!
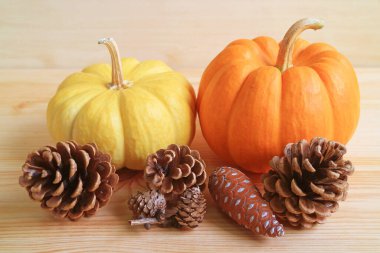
0;0;379;70
1;1;380;252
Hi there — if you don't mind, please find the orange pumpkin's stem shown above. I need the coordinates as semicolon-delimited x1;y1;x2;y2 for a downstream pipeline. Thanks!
276;18;324;72
98;38;125;89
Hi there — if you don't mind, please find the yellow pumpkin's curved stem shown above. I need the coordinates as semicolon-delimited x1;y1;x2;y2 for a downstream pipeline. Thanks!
276;18;324;72
98;38;125;89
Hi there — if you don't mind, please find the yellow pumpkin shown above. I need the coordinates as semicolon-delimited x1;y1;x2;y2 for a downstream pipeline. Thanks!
47;38;196;170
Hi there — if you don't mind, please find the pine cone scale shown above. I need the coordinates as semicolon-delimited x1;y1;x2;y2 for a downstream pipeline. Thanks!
46;196;61;208
284;197;301;214
168;167;182;179
31;190;46;201
70;178;83;198
99;161;113;177
51;182;64;196
67;159;76;180
56;142;71;161
81;192;96;211
62;198;78;211
269;195;285;213
302;213;317;224
313;201;331;217
299;197;315;214
96;183;113;202
303;159;315;173
180;164;191;177
263;174;277;192
196;171;207;185
184;172;196;187
291;179;307;196
82;143;97;157
86;172;101;192
275;179;292;198
291;157;302;176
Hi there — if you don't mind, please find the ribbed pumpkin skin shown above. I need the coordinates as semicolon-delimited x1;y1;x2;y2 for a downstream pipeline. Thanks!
197;37;360;173
47;58;196;170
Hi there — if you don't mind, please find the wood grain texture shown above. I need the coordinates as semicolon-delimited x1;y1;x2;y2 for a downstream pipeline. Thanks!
0;0;380;69
0;68;379;252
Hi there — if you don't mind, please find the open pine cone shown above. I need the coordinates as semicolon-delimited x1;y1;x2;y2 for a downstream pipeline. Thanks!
144;144;207;199
19;141;119;221
173;186;207;229
128;190;166;222
262;137;354;228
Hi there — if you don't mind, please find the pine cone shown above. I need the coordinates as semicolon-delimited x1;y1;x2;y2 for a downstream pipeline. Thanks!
19;141;119;221
209;167;285;237
128;190;166;222
262;137;354;228
173;186;207;229
144;144;207;198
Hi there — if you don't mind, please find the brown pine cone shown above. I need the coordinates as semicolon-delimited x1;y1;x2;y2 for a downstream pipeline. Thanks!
209;167;284;237
144;144;207;199
19;141;119;221
262;137;354;228
173;186;207;229
128;190;166;222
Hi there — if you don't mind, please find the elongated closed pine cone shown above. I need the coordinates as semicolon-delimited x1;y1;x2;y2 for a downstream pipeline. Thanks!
128;190;166;222
19;141;119;221
262;137;354;228
144;144;207;199
173;186;207;229
209;167;285;237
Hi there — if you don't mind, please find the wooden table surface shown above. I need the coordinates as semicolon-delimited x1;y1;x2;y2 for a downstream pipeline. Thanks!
0;67;379;252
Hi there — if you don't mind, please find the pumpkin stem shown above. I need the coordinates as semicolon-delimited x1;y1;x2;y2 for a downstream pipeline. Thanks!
98;38;125;89
276;18;324;72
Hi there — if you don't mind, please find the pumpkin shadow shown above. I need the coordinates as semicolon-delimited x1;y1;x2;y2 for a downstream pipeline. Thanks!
107;168;148;230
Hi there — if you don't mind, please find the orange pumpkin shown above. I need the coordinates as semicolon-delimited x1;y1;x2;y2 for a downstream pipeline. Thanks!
197;18;360;173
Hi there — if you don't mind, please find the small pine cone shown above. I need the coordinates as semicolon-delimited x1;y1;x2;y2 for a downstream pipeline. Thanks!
262;137;355;228
209;167;284;237
173;187;207;229
19;141;119;221
128;190;166;222
144;144;207;199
